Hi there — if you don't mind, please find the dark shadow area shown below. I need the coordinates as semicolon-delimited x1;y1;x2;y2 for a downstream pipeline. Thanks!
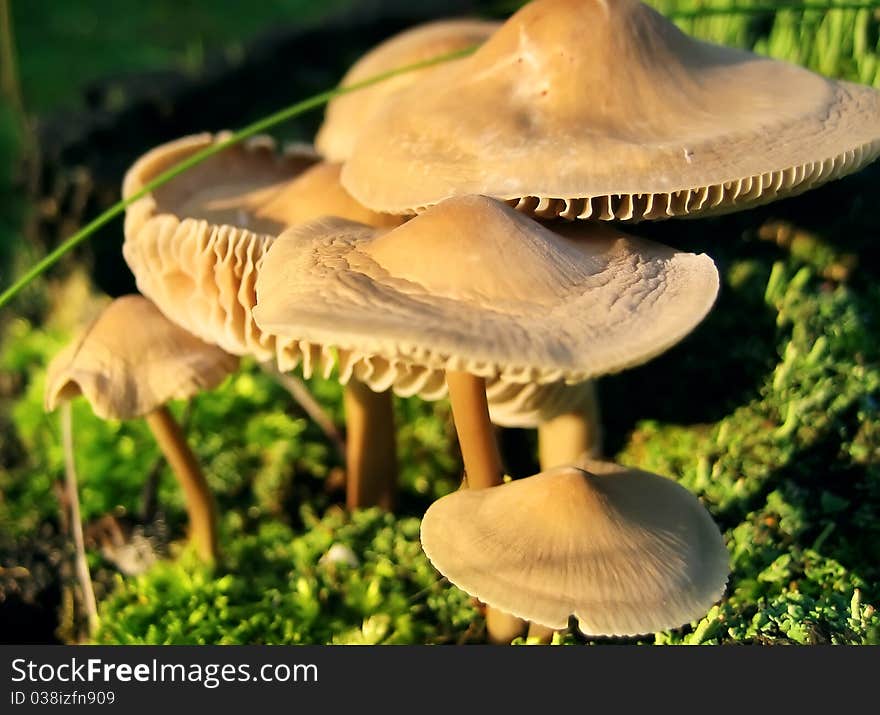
0;532;65;644
600;165;880;456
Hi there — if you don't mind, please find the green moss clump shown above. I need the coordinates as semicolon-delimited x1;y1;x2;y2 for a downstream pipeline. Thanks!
94;508;476;645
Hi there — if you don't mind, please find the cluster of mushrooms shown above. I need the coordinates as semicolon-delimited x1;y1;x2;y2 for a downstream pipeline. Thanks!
44;0;880;643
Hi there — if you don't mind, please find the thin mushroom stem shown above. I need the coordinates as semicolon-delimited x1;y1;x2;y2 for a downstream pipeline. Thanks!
144;405;218;562
60;402;100;637
445;370;525;642
526;622;556;644
538;381;603;469
446;371;504;489
343;380;397;511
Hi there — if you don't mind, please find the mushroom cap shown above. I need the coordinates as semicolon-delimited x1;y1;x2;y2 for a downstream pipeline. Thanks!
316;18;500;162
341;0;880;220
44;295;239;420
419;462;730;636
253;195;719;385
122;133;401;363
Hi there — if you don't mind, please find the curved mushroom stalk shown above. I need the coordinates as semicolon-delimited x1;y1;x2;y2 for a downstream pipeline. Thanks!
343;380;397;510
145;406;219;562
445;370;525;642
420;462;730;638
526;622;556;644
44;295;237;564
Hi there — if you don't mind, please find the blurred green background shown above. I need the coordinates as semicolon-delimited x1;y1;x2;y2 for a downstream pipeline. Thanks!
1;1;880;645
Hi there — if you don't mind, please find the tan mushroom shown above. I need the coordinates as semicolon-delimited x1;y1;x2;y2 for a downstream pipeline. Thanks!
125;136;603;479
340;0;880;220
420;461;729;637
45;295;239;562
254;197;719;391
122;133;404;511
316;18;500;162
252;194;723;640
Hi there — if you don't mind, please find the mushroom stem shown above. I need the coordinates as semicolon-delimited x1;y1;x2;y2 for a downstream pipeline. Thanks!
343;380;397;511
446;371;503;490
538;381;602;468
446;371;524;641
526;622;556;644
144;405;219;562
486;607;527;644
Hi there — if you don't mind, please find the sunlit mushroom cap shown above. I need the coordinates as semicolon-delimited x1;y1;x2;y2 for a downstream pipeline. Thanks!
420;461;729;636
342;0;880;220
316;19;499;162
45;295;239;420
122;133;400;365
254;195;719;385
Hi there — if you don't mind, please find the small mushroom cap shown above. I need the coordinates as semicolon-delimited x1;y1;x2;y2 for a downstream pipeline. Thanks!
122;133;400;363
341;0;880;220
254;195;719;385
419;461;729;636
44;295;239;420
316;19;500;162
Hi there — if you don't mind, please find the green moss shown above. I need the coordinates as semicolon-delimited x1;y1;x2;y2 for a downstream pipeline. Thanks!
95;509;476;645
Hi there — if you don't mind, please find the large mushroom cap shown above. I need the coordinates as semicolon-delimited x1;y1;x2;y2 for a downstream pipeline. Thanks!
419;461;729;636
254;195;719;385
341;0;880;220
45;295;239;420
316;18;499;162
122;133;400;363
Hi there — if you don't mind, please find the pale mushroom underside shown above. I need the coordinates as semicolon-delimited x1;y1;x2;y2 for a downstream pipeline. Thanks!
419;463;730;636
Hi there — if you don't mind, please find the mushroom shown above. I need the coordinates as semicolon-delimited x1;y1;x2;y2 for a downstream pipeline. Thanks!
419;460;729;637
252;194;724;640
316;18;500;162
340;0;880;220
122;133;405;511
44;295;239;562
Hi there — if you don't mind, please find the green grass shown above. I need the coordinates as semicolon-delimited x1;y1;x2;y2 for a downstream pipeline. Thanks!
1;0;879;645
11;0;354;113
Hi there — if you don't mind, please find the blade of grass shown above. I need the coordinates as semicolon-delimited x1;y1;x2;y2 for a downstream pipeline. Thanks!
491;1;880;18
0;45;477;311
260;361;346;462
670;2;880;20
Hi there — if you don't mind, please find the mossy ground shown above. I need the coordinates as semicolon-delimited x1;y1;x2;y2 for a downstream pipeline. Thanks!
1;1;879;645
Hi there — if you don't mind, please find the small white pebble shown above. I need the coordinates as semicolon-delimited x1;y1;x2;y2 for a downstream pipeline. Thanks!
320;543;360;568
